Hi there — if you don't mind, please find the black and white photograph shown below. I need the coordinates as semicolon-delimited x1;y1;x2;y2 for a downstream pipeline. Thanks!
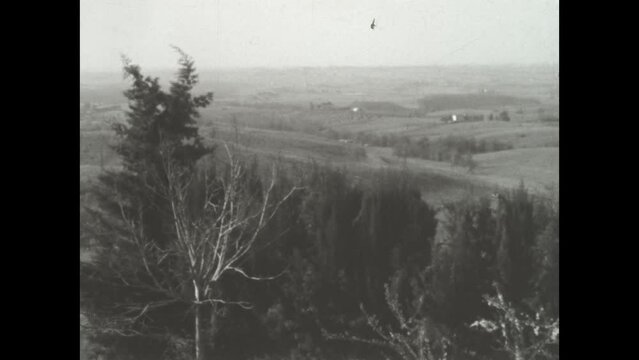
80;1;559;359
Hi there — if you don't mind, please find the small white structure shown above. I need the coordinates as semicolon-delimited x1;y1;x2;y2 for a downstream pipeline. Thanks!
349;107;365;120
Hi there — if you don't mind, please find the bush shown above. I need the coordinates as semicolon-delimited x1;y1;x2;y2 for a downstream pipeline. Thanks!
470;284;559;360
499;111;511;122
323;277;453;360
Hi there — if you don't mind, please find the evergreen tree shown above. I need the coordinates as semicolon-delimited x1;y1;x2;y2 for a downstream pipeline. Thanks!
495;184;537;303
532;196;559;316
81;48;214;359
114;47;212;174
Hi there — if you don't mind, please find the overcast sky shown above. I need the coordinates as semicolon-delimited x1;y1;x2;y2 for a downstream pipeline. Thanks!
80;0;559;72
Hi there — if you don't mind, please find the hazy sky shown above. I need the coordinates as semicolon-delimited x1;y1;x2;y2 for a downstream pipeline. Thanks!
80;0;559;71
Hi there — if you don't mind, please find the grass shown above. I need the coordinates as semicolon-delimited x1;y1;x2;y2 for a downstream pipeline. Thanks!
473;147;559;191
399;121;558;149
204;123;366;164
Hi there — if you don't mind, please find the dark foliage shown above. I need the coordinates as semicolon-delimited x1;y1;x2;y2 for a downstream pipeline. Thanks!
393;135;512;163
80;55;558;360
81;49;215;359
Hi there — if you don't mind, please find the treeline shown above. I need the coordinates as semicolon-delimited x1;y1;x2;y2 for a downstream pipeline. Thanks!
82;161;557;360
82;162;558;360
80;53;558;360
229;170;558;360
418;94;540;113
392;135;513;162
325;130;511;158
324;129;512;171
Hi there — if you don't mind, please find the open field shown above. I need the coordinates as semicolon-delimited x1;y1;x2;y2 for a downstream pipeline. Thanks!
80;65;559;204
359;146;559;195
398;121;559;148
473;147;559;190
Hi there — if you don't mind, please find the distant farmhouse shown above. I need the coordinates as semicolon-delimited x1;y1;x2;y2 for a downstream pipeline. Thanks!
440;114;457;124
348;106;372;120
440;113;485;124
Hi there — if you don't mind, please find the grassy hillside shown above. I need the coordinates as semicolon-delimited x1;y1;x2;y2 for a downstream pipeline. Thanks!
473;147;559;191
80;65;559;205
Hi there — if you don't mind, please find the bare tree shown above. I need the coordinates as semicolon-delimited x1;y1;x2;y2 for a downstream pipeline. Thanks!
89;142;300;360
322;279;452;360
470;283;559;360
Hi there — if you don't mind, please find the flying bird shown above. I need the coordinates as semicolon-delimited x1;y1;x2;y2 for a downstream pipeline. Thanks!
370;18;376;30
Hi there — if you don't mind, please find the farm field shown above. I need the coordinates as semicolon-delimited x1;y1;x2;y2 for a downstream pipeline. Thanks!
473;147;559;191
80;65;558;206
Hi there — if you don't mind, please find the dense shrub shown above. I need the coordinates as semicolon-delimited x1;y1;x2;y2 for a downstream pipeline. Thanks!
84;151;557;360
198;168;558;360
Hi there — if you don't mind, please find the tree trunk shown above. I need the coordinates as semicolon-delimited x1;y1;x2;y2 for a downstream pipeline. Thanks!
195;303;203;360
194;281;204;360
209;303;219;352
513;344;524;360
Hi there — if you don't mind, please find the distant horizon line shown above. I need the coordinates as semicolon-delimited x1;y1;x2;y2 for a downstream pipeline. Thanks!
81;62;559;74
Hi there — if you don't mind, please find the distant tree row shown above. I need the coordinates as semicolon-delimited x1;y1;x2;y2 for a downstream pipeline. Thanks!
439;111;511;123
417;94;539;113
393;135;512;163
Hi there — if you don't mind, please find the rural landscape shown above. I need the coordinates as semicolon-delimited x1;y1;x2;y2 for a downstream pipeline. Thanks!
81;59;558;360
81;2;558;360
81;64;558;204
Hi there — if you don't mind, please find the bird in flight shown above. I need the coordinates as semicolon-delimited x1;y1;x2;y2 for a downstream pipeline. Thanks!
370;18;376;30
